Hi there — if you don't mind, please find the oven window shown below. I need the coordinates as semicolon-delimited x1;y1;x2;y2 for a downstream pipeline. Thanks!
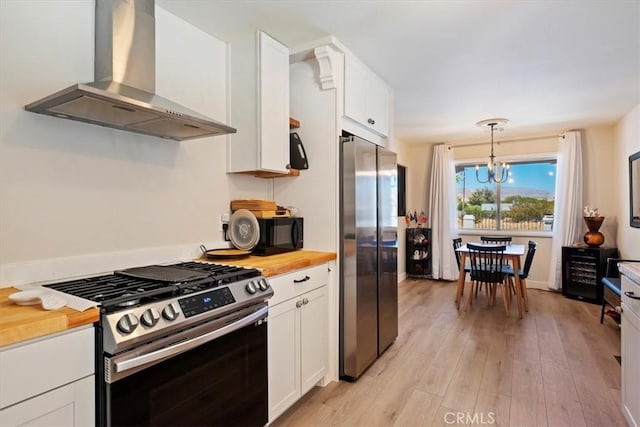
107;322;267;427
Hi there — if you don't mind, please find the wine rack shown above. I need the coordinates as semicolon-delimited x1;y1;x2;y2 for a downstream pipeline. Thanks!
562;246;618;304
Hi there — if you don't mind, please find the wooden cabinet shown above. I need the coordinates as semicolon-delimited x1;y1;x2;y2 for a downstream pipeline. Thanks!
406;228;431;278
268;264;328;423
228;31;290;174
0;326;95;427
344;54;389;137
561;246;618;304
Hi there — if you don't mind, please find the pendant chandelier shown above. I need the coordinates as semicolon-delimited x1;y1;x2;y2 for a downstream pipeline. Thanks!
475;118;509;184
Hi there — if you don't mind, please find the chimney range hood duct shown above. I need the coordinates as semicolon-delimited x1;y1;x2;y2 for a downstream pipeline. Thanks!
25;0;236;141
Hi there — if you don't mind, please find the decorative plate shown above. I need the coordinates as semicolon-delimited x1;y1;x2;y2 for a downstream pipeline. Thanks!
228;209;260;251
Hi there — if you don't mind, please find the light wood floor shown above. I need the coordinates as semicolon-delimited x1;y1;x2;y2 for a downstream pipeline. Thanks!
271;278;624;427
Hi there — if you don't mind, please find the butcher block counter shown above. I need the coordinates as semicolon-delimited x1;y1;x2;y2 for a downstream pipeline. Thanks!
0;287;99;347
196;250;336;277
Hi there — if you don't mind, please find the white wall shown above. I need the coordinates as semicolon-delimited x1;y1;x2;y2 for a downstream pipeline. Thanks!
615;103;640;257
0;1;270;284
275;59;338;251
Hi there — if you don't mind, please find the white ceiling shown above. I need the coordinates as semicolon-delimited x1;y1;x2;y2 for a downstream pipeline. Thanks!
157;0;640;144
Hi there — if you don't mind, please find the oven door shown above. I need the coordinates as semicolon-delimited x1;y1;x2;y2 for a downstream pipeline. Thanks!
101;304;268;427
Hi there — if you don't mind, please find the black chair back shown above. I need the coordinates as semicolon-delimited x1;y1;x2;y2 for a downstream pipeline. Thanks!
480;236;512;245
467;243;508;284
521;241;537;279
452;237;462;269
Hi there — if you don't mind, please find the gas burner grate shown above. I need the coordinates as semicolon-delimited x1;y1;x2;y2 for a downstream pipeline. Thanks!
173;261;261;283
44;274;178;304
42;261;261;311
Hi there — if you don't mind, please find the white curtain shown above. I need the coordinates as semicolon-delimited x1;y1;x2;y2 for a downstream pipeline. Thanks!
548;131;583;290
428;144;458;280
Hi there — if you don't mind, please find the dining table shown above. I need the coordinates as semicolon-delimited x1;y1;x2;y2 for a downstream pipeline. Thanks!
455;243;526;319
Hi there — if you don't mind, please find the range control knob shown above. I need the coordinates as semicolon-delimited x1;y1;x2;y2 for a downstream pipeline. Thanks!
141;308;161;327
162;303;180;321
116;313;139;335
258;278;269;291
246;281;257;294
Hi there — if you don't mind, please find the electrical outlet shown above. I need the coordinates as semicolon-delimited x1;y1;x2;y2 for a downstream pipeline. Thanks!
217;213;231;232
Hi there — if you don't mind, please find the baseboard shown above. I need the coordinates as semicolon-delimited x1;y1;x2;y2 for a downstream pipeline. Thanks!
527;279;556;291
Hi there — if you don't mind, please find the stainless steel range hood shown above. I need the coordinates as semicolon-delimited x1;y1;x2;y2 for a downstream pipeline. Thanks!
25;0;235;141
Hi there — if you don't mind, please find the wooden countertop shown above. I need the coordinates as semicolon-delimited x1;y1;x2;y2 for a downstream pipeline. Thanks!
0;250;335;347
620;262;640;284
0;288;99;348
195;250;336;277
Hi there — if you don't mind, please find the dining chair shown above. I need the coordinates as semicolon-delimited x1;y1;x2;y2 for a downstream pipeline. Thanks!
480;236;513;245
504;240;536;312
464;244;510;315
453;238;473;302
481;236;514;270
452;238;469;272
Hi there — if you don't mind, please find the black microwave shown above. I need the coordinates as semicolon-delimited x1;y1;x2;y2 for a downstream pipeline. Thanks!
252;217;303;256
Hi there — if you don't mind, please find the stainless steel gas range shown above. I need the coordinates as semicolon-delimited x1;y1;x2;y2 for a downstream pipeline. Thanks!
44;261;273;427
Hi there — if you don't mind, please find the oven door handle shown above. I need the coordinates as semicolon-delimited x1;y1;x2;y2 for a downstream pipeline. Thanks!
114;306;268;374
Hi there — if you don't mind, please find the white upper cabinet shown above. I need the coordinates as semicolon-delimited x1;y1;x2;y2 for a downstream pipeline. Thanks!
344;54;389;137
228;31;290;174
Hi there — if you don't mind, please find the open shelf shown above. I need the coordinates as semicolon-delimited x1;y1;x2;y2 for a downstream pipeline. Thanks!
241;117;302;179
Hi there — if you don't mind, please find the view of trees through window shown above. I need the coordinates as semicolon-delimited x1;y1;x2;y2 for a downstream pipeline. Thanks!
455;159;557;231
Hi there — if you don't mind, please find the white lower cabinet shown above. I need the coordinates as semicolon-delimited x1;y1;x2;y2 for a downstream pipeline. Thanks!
621;273;640;427
0;326;95;427
0;376;94;427
268;264;328;423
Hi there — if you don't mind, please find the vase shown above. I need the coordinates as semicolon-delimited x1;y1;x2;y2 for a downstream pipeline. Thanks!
583;216;605;247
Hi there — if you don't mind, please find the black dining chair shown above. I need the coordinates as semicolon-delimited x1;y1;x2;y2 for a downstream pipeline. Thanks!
452;238;469;272
464;243;510;315
480;236;513;245
453;238;473;301
481;236;513;269
504;240;536;312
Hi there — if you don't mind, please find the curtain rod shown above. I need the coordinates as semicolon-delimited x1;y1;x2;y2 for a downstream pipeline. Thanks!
448;133;564;150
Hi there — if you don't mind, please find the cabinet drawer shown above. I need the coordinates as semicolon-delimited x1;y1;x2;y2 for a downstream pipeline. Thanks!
0;326;94;409
268;264;328;306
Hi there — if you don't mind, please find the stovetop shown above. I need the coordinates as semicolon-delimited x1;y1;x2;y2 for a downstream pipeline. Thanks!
44;261;273;354
44;261;262;312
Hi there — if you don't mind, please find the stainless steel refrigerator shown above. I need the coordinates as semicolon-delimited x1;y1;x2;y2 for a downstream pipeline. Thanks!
340;135;398;380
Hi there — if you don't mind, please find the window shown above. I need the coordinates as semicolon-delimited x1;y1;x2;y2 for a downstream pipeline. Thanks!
455;157;557;231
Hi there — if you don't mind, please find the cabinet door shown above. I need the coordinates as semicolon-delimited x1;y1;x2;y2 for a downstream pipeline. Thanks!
0;376;94;427
300;285;328;394
268;297;300;422
622;296;640;427
367;73;389;136
344;55;369;127
344;55;389;138
259;31;290;173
